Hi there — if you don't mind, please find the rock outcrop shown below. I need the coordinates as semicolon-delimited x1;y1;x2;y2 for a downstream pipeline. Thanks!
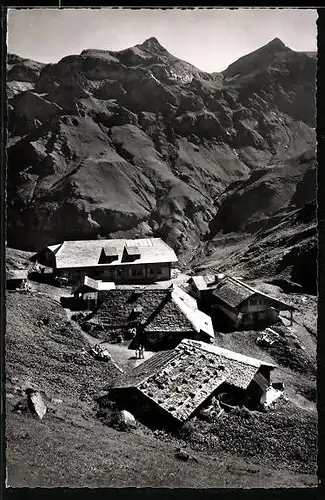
26;388;47;420
209;149;316;236
188;142;316;294
7;38;316;255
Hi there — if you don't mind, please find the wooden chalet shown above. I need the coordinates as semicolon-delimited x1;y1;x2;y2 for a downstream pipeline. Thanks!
189;274;295;330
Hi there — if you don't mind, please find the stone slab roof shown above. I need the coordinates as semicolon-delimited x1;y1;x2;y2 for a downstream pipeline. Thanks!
89;286;214;338
110;339;276;422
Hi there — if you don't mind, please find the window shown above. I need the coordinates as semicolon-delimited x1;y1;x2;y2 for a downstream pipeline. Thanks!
149;268;155;275
157;268;162;275
132;267;143;276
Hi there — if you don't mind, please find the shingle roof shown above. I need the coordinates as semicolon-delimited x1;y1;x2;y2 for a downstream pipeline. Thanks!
212;275;295;311
52;238;178;269
212;277;254;308
171;285;214;338
111;339;276;422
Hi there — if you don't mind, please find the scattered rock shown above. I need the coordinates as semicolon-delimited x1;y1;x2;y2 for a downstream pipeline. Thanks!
256;328;280;347
25;388;47;420
175;448;190;461
51;398;63;405
117;410;137;430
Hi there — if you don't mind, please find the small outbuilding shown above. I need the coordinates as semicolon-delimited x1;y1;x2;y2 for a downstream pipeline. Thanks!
100;338;280;426
187;275;216;303
6;269;29;290
211;275;295;329
72;275;116;308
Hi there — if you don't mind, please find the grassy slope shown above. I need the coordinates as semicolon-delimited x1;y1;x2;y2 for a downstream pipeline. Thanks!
6;281;317;488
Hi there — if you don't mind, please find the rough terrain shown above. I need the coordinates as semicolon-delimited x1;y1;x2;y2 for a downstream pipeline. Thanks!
186;149;316;293
5;250;317;488
7;38;316;254
6;36;318;488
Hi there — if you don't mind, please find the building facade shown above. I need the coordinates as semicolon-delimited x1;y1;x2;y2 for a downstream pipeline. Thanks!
32;238;178;285
188;274;295;330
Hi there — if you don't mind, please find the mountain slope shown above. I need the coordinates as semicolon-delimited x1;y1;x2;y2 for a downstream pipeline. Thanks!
209;149;316;235
189;150;316;294
6;37;316;253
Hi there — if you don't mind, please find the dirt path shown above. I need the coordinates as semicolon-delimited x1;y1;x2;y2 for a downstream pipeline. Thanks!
65;308;156;372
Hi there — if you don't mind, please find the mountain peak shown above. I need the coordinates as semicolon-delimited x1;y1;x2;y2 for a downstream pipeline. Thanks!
266;37;287;50
139;37;167;52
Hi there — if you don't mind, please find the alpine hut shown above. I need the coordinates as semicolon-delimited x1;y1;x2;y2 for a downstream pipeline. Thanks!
85;284;214;348
100;338;280;426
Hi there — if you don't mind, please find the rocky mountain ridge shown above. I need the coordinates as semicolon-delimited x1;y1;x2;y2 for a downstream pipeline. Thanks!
7;37;316;255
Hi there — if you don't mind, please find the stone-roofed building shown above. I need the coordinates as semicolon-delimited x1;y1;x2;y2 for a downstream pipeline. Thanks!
100;339;279;425
32;238;178;285
189;274;295;330
86;285;214;349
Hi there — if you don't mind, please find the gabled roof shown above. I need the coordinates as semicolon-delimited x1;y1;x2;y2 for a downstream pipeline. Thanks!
212;275;295;311
171;285;214;338
171;284;198;310
88;287;214;339
51;238;178;269
212;276;254;308
110;339;276;422
188;276;209;291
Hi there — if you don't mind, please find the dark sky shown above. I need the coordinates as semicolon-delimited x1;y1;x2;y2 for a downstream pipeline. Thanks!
7;8;317;73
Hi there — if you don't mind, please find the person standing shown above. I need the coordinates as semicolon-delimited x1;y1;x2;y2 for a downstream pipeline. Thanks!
138;344;145;359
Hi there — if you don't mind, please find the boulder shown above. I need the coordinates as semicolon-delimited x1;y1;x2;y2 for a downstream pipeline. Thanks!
175;448;190;461
118;410;137;430
26;388;47;419
11;91;62;123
